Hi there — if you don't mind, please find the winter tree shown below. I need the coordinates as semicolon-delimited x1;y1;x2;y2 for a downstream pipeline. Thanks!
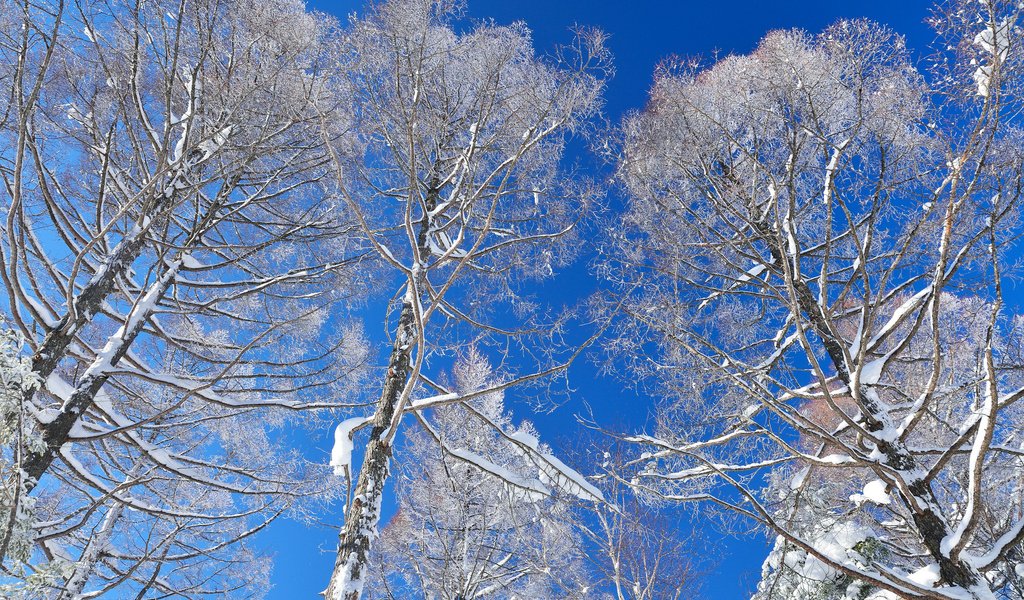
363;351;593;600
319;1;610;597
574;442;701;600
609;1;1024;598
0;319;43;594
360;355;700;600
0;0;368;594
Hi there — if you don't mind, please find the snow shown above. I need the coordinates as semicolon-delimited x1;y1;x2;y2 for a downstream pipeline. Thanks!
965;513;1024;568
698;261;770;310
738;263;767;284
427;229;468;259
330;465;387;599
75;258;182;385
378;242;397;264
973;19;1012;97
865;286;932;351
782;214;798;256
860;357;885;386
849;320;864;356
850;479;891;506
180;254;204;269
510;431;604;502
32;406;59;425
819;453;855;465
943;380;998;560
330;552;365;600
797;522;868;581
330;417;367;476
447;446;549;502
408;392;458;410
789;466;810;490
974;64;996;97
23;295;60;328
196;125;233;158
907;563;940;587
822;141;849;205
45;372;76;405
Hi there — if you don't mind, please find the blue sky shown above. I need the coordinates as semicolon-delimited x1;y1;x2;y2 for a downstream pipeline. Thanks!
262;1;939;598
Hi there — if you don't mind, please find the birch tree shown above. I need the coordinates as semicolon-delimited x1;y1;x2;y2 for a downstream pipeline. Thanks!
610;3;1024;598
320;1;610;597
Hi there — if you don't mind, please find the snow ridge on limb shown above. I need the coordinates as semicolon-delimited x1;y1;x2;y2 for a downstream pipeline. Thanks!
331;417;369;477
410;376;606;504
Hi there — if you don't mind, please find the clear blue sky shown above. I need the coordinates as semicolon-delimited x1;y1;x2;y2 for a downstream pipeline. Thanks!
261;1;937;598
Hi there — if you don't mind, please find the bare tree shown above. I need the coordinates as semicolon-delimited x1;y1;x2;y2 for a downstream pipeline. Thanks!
609;2;1024;598
319;1;610;597
360;354;700;600
0;0;369;594
364;350;593;600
575;442;701;600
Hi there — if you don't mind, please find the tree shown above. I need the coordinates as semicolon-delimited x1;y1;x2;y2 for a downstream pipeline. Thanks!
364;351;592;600
319;1;610;597
0;0;368;594
609;2;1024;598
0;319;43;594
361;357;701;600
574;441;701;600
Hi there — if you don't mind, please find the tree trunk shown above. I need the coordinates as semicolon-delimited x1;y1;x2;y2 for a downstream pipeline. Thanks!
20;257;182;492
325;182;439;600
29;219;153;383
323;297;415;600
757;218;982;589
